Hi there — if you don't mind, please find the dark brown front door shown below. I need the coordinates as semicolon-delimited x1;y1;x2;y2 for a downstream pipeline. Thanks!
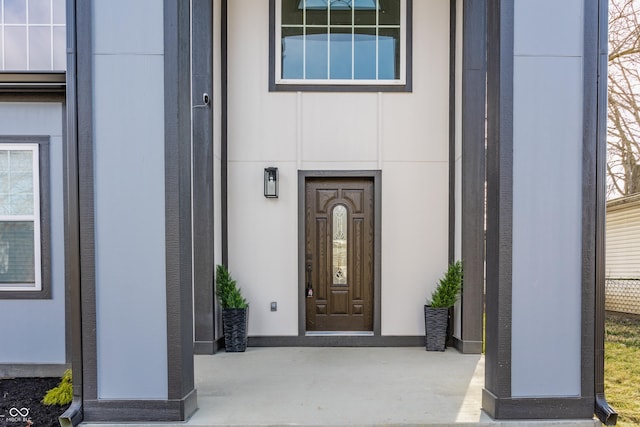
305;178;374;332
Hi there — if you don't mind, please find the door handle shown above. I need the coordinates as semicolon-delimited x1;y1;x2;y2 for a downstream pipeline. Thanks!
306;263;313;297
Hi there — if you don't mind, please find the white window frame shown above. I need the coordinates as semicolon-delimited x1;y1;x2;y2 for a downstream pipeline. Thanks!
0;143;42;292
274;0;407;86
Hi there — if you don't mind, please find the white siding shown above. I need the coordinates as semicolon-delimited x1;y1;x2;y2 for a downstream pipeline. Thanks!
606;199;640;279
227;0;450;336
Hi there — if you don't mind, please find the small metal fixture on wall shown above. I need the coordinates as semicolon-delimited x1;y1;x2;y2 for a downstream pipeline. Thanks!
264;167;278;198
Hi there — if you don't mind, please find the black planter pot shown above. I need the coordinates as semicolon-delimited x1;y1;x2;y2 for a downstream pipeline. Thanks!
424;305;449;351
222;308;248;352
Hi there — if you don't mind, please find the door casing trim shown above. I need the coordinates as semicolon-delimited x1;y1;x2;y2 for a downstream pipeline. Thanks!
298;170;382;337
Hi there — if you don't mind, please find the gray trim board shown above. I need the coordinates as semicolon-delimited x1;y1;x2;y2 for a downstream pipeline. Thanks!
484;0;513;405
298;170;382;338
192;0;216;355
0;136;51;300
164;0;196;413
0;93;65;102
249;336;424;347
0;72;65;84
268;0;413;92
62;98;72;365
221;0;229;268
82;390;197;423
592;0;617;423
580;0;598;410
458;0;486;355
74;0;97;405
447;0;456;265
0;363;70;378
61;0;84;424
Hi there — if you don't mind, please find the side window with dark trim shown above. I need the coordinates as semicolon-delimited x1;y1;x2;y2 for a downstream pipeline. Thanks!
0;137;50;299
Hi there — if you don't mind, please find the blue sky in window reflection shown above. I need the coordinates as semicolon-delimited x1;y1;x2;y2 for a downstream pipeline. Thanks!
300;0;378;10
283;32;397;80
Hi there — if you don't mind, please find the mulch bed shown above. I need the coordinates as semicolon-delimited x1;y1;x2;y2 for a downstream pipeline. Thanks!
0;378;69;427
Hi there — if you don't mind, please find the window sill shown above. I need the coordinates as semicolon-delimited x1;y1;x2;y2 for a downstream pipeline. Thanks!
0;288;51;300
269;81;412;93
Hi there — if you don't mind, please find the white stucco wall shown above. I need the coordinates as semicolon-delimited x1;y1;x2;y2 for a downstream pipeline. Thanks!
227;0;450;336
0;102;66;365
92;0;168;399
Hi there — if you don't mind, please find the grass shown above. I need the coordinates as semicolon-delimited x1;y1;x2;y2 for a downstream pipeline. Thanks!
605;311;640;427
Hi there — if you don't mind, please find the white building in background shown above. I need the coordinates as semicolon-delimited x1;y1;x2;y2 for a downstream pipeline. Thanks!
606;194;640;315
607;194;640;279
0;0;615;424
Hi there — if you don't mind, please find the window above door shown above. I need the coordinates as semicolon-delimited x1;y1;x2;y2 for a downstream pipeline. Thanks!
269;0;412;92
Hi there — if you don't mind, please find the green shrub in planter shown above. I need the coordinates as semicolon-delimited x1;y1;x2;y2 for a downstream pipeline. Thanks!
215;264;248;309
216;265;249;352
425;261;463;351
428;260;463;308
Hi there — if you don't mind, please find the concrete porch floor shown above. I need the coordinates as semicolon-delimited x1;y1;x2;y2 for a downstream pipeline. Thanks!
82;347;601;427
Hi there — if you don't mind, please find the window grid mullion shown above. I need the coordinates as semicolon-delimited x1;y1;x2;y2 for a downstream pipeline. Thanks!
25;0;30;69
1;0;5;70
351;5;354;80
7;147;12;214
326;3;330;80
49;0;54;69
375;0;379;80
303;0;307;79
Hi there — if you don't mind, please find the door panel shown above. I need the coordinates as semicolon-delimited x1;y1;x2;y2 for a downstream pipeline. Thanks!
305;178;374;332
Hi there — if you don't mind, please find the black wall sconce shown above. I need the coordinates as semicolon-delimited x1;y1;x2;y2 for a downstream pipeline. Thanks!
264;167;278;198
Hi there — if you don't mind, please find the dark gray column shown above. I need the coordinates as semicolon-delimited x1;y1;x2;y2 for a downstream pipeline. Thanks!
454;0;486;355
192;0;217;355
164;0;197;417
483;1;513;413
483;0;599;419
74;0;196;421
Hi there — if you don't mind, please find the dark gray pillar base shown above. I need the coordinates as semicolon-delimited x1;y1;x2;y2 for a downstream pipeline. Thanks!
452;337;483;354
83;389;197;422
483;389;594;420
194;340;223;355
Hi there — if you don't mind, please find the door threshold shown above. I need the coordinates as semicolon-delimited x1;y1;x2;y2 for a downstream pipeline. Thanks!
305;331;374;337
